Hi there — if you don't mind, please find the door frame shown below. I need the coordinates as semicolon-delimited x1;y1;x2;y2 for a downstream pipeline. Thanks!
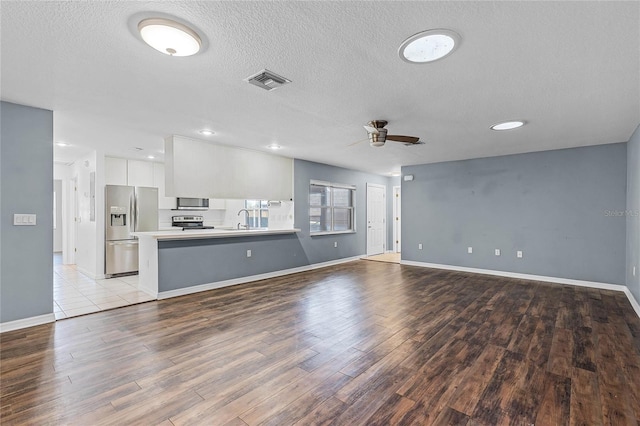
366;183;386;256
393;186;401;253
64;175;78;265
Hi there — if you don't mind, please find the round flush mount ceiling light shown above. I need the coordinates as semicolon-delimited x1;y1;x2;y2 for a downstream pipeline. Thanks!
399;29;461;63
199;129;215;136
490;120;526;131
267;143;282;150
138;18;202;56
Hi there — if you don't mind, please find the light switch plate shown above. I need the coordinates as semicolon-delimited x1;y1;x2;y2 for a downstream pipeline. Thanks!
246;249;252;258
495;249;501;256
467;247;473;254
418;243;423;250
14;214;37;226
517;250;523;258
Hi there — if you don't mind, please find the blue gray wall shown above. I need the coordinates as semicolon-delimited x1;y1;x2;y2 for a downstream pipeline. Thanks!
294;159;393;262
1;101;53;323
627;125;640;301
158;234;308;291
402;143;628;285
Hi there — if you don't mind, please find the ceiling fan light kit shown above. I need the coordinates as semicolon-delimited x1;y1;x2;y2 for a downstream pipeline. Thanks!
362;120;421;148
138;18;202;56
398;28;461;64
490;120;526;131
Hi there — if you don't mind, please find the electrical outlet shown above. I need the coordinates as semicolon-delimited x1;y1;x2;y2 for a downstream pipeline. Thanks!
334;242;338;248
495;249;501;256
246;249;252;258
418;243;423;250
467;247;473;254
517;250;523;258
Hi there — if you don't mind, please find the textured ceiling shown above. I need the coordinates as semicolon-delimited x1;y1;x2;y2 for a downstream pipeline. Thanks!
2;1;639;174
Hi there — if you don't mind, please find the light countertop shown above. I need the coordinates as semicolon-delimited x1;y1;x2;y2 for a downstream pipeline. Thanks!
133;228;301;240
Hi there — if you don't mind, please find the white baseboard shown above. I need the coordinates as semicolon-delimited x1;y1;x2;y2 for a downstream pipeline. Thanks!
401;260;640;318
0;313;55;333
158;256;361;300
75;266;105;280
623;287;640;319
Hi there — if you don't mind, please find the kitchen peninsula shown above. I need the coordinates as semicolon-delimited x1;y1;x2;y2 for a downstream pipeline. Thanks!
133;228;302;299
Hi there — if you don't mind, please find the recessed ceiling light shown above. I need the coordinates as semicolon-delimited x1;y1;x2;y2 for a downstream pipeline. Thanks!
267;143;282;150
199;129;215;136
399;29;460;64
147;155;155;159
138;18;201;57
55;142;69;147
390;172;401;177
490;120;526;131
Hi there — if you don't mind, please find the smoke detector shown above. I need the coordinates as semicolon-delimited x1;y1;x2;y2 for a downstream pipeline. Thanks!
245;69;291;91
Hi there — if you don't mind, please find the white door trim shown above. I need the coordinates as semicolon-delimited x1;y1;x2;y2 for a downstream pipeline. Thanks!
393;186;401;253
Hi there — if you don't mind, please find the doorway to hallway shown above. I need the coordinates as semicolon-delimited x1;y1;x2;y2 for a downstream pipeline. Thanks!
366;183;386;256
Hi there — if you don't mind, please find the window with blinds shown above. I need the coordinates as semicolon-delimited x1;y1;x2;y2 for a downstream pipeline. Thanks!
309;180;356;235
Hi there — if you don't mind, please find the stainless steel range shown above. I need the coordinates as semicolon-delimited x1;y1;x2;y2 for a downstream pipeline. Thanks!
172;215;215;230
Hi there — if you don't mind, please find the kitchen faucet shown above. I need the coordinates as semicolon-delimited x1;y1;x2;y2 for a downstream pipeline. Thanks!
237;209;250;230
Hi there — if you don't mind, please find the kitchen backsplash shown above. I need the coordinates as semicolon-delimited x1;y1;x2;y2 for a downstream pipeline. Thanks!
158;209;225;228
158;200;294;229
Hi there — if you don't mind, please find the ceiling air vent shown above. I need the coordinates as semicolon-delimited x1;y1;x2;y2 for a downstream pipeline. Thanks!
245;69;291;91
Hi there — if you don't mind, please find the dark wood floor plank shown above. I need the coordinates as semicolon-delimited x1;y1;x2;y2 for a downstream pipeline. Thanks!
431;406;470;425
548;327;575;378
1;261;639;425
449;344;506;416
593;322;638;425
291;396;347;426
535;372;572;426
471;350;530;424
239;347;363;425
255;372;352;426
570;367;603;426
364;393;416;426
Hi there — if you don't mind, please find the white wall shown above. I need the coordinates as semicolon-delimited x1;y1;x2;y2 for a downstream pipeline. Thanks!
53;180;63;252
71;151;105;278
54;163;72;260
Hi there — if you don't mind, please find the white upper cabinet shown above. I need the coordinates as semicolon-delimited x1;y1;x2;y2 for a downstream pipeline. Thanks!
127;160;154;187
165;135;293;200
105;157;128;186
153;163;176;210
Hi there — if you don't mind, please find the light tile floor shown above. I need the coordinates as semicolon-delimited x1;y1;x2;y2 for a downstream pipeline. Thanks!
53;254;155;320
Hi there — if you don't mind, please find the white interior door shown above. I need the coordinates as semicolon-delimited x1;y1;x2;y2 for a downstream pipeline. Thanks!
366;183;386;256
393;186;401;253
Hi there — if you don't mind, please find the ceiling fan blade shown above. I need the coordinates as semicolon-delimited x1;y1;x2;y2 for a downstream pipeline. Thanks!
387;135;420;144
363;125;379;134
348;138;368;147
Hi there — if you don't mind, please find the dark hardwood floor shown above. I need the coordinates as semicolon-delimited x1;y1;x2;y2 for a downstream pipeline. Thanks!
1;261;639;425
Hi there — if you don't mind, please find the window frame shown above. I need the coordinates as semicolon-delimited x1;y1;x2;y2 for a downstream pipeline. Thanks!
244;199;269;228
309;180;356;236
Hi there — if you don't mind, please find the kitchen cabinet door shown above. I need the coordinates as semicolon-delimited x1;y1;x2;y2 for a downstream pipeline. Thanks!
105;157;128;185
127;160;154;187
153;163;176;210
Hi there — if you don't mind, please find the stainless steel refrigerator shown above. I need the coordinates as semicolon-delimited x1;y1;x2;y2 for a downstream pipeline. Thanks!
105;185;158;277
